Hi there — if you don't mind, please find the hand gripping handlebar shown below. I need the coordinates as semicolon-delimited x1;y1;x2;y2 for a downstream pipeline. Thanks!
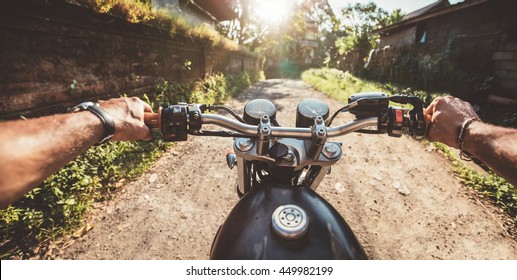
143;95;426;141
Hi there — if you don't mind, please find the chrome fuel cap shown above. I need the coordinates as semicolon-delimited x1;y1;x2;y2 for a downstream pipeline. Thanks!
271;204;308;239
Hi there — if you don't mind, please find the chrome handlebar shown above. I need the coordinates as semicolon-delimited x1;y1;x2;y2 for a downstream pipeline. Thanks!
201;114;378;139
145;94;426;142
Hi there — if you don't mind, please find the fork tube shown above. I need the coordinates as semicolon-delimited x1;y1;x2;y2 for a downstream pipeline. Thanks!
237;157;251;195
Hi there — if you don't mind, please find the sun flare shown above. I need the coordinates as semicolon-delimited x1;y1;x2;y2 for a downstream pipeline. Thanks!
252;0;296;25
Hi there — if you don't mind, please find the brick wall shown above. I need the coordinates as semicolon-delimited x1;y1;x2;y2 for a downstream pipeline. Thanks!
0;0;258;119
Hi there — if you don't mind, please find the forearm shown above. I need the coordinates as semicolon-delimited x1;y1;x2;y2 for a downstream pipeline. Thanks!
464;122;517;186
0;111;103;208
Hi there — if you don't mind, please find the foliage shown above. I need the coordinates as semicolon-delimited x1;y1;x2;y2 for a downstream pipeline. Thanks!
301;68;384;102
227;71;265;95
354;26;509;128
68;0;239;50
0;135;169;259
144;81;192;109
378;8;405;27
144;71;264;108
431;142;517;223
216;0;272;50
92;0;154;23
379;83;447;107
218;0;340;76
0;71;263;259
190;74;230;105
335;3;404;57
302;67;516;224
363;45;498;116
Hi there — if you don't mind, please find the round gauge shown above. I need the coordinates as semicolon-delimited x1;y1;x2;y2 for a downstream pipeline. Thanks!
296;99;329;127
243;99;277;125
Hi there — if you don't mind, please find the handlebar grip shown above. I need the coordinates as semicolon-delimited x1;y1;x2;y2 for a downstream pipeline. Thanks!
424;110;432;125
144;112;160;129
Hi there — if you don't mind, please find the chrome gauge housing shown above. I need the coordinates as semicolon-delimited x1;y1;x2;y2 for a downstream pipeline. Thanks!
243;99;277;125
296;99;329;128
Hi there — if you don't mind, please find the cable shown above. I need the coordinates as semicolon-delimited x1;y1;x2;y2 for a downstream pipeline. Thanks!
196;131;253;138
325;102;356;126
207;105;246;123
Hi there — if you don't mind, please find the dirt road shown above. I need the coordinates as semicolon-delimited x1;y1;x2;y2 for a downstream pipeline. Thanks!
55;79;517;259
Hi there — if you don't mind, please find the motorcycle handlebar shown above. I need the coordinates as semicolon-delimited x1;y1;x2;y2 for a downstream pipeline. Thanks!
200;114;378;139
144;112;160;129
144;95;426;141
144;110;378;140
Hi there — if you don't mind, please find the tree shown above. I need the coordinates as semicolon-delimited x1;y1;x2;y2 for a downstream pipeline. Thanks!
302;0;345;67
217;0;354;70
216;0;271;50
335;2;404;57
261;0;341;68
383;8;405;27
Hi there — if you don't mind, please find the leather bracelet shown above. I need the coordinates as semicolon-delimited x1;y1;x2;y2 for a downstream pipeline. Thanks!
70;102;115;145
457;117;479;161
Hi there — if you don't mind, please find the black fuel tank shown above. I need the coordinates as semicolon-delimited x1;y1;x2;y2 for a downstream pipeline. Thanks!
210;183;368;259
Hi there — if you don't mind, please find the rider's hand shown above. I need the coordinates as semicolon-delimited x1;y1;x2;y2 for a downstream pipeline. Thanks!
98;97;153;141
424;96;480;148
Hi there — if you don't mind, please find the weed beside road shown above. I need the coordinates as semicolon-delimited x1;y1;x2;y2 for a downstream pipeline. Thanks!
302;67;516;228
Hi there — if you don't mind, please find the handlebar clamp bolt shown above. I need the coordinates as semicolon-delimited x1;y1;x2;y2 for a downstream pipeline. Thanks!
322;143;340;159
236;138;253;152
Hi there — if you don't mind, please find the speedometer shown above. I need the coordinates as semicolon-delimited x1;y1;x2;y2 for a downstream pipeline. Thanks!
243;99;277;125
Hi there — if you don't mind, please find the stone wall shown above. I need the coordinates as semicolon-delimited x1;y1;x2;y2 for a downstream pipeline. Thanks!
494;41;517;96
0;0;258;118
378;27;416;49
337;51;364;76
360;34;505;101
339;0;517;102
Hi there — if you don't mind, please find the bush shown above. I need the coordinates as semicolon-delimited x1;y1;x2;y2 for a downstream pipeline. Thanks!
0;136;169;259
0;71;263;259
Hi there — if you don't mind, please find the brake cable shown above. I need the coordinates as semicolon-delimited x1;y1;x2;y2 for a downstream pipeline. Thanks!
207;105;246;123
325;102;357;126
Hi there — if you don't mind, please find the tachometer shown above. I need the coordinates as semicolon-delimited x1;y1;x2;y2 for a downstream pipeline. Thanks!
296;99;329;127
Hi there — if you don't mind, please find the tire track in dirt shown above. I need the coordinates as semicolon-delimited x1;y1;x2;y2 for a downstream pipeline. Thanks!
55;79;517;259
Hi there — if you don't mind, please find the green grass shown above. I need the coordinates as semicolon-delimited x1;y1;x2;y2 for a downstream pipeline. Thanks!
301;67;450;106
0;70;263;259
301;68;385;102
0;135;170;259
302;67;516;226
431;142;516;224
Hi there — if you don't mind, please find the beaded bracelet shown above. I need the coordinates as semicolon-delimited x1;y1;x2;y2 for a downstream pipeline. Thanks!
457;117;479;161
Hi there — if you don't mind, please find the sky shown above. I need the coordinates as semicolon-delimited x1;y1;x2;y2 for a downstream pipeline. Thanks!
328;0;465;13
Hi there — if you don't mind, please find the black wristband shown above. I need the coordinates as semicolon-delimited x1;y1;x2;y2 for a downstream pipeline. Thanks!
71;102;115;145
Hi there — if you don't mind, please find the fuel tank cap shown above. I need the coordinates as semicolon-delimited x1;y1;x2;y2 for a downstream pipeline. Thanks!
272;204;308;239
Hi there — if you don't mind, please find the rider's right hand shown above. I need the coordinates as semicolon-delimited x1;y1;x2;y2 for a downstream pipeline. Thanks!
424;96;480;149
